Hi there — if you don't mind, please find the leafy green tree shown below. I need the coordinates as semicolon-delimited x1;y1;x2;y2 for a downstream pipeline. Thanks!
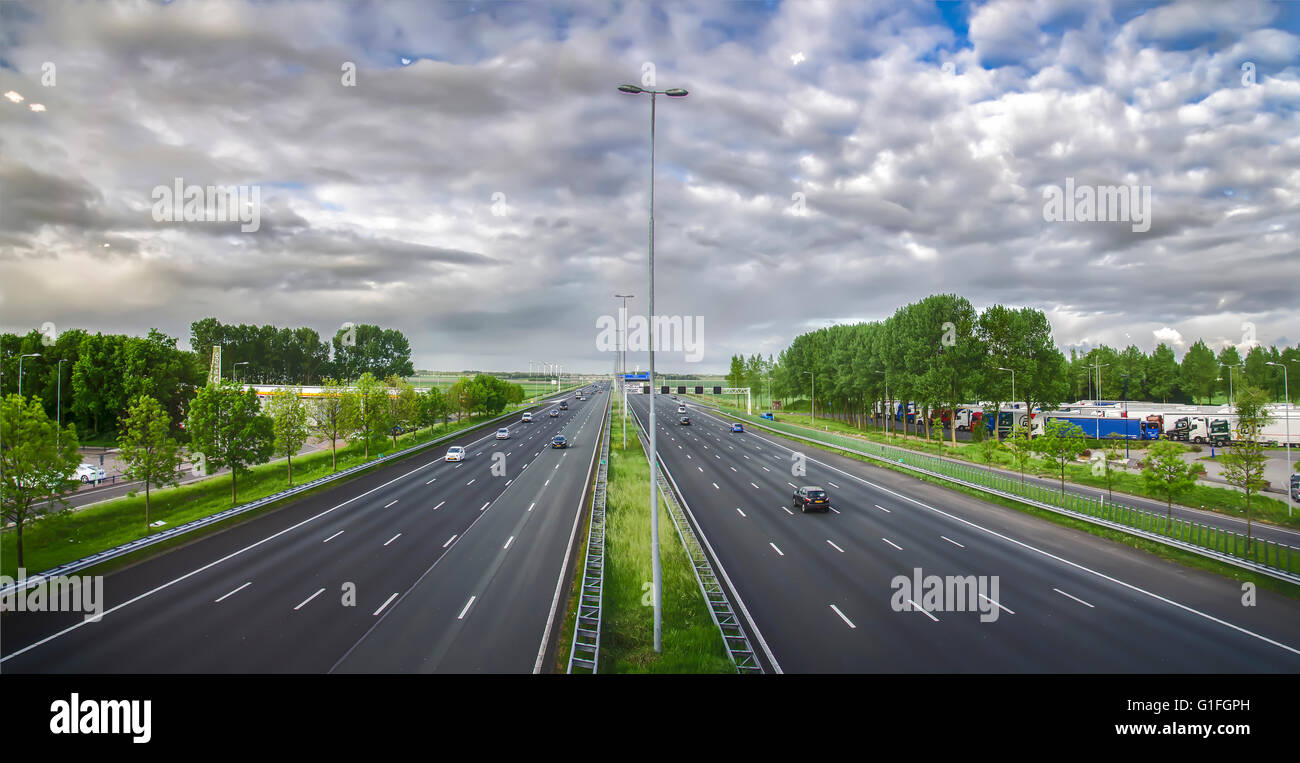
1031;419;1087;491
267;387;310;485
311;378;357;472
1216;344;1243;402
1094;433;1126;502
385;375;419;448
1180;340;1218;404
976;428;1002;474
329;324;415;380
1140;440;1199;520
1;394;81;567
1006;423;1034;486
118;394;184;531
350;373;392;459
417;387;450;433
1220;385;1274;544
185;380;274;505
1145;343;1180;402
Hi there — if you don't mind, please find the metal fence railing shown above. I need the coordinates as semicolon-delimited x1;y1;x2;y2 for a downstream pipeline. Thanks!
567;402;611;674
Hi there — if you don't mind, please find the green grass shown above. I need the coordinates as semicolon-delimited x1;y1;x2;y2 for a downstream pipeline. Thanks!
1;413;509;577
597;400;734;673
694;395;1300;529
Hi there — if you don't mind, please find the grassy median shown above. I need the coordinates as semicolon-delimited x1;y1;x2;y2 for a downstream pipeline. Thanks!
1;412;517;577
598;401;734;673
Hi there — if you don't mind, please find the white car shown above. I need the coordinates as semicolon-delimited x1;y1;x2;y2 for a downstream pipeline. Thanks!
496;428;510;440
677;406;687;414
73;463;106;483
444;446;467;462
522;412;533;423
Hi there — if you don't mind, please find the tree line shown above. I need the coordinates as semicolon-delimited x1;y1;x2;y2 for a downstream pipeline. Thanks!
0;372;525;567
0;319;417;437
765;294;1298;444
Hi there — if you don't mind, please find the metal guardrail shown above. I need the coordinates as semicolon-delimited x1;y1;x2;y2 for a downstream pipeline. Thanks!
1;396;571;596
567;402;612;674
700;405;1300;585
629;404;764;673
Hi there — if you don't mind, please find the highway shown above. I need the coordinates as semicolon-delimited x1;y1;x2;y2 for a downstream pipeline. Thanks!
0;386;609;673
689;399;1300;547
628;393;1300;673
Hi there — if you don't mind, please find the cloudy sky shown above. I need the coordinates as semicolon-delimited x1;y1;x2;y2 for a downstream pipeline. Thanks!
1;0;1297;374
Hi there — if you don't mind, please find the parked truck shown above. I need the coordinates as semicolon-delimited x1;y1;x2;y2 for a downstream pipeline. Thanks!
1164;415;1231;446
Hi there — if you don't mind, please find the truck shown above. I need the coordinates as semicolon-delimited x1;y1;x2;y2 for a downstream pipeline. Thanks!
1164;415;1231;446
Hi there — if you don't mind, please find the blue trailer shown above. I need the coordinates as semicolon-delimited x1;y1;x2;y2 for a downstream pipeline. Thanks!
1046;414;1162;440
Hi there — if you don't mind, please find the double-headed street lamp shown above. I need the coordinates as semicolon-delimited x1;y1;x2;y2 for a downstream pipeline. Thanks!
1266;361;1293;515
618;81;688;654
1221;362;1243;408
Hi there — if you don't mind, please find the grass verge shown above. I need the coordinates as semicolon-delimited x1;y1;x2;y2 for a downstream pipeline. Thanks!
2;412;515;578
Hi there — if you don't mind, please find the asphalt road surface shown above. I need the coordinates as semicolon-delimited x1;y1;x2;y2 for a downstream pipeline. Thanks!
630;393;1300;673
1;386;609;674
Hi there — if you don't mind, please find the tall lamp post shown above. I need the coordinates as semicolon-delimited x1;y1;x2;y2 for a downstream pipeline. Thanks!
1222;362;1243;409
18;353;41;396
615;294;634;449
618;81;688;654
1266;361;1292;515
234;361;249;385
804;371;816;426
1120;374;1130;459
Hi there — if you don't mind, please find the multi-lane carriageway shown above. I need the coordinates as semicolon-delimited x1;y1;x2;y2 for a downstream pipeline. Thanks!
1;386;610;673
629;394;1300;673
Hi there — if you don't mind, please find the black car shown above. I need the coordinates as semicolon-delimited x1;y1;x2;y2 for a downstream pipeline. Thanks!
552;435;568;449
559;401;568;410
793;486;830;513
679;416;691;425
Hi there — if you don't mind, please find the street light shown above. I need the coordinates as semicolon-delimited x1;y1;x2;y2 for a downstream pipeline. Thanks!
1120;374;1130;459
18;353;41;397
619;80;688;654
1266;361;1292;515
1091;361;1109;401
615;294;634;450
1221;362;1243;408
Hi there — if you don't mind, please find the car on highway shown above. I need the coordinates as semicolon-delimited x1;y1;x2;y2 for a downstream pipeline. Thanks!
793;486;830;513
73;463;106;483
679;416;691;425
522;411;533;423
730;422;743;433
671;395;678;400
551;434;568;449
677;405;687;414
496;427;510;440
444;446;467;462
559;400;568;410
549;409;559;418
